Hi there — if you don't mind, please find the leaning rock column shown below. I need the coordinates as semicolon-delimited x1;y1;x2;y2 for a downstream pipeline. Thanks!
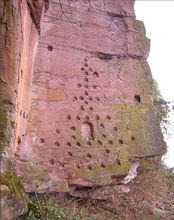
0;0;48;171
0;0;49;219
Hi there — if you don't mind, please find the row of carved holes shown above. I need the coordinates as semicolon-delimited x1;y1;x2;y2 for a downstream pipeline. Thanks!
66;114;111;121
49;157;121;169
49;149;111;163
20;110;28;119
40;135;136;146
51;148;110;158
55;125;118;134
74;95;141;103
77;83;98;89
73;96;100;101
53;126;135;139
67;139;124;146
40;133;136;146
85;159;121;171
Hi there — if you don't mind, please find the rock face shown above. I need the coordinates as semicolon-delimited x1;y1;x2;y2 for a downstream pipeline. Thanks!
14;0;165;194
0;1;47;219
0;0;48;166
1;0;166;196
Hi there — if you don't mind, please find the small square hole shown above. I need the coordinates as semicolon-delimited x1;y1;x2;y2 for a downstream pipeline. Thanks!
48;45;53;51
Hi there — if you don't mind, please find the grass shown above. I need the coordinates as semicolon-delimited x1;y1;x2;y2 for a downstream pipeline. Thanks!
19;194;122;220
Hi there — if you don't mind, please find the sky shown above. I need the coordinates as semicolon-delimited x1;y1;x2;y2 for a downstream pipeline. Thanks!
135;1;174;168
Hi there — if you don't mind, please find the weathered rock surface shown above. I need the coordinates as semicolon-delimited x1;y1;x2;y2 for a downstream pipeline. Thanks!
0;1;48;219
0;0;48;166
13;0;166;194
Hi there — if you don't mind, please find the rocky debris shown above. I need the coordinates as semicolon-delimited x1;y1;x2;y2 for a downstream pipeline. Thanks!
123;161;140;184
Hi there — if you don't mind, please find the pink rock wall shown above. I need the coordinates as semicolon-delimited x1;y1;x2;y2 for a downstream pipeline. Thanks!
15;0;166;193
0;0;47;170
15;2;40;150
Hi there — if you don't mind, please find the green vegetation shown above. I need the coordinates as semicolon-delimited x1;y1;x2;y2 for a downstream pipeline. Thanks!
153;79;170;133
141;214;160;220
20;194;121;220
23;199;94;220
0;171;26;199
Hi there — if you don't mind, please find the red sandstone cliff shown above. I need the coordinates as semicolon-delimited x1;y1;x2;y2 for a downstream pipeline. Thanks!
14;0;165;194
1;1;172;219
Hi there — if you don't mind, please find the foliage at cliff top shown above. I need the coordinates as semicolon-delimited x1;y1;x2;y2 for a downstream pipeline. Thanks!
153;79;170;133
